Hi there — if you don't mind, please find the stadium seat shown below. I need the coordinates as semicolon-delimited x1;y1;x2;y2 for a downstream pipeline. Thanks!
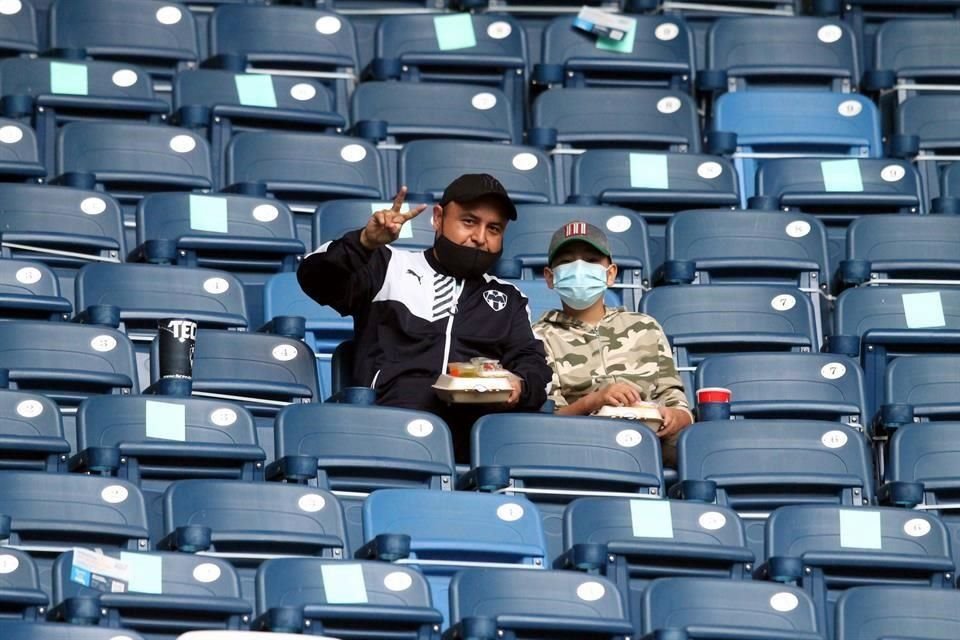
756;505;954;637
881;355;960;427
399;140;555;204
0;621;145;640
0;58;167;175
177;632;328;640
534;14;694;92
373;14;527;127
531;87;700;198
695;353;868;428
56;122;214;247
662;208;830;336
708;91;882;205
835;586;960;640
641;577;821;640
569;151;739;268
361;489;547;626
755;158;923;266
0;259;71;322
149;328;320;460
0;548;47;621
262;271;353;400
830;286;960;420
50;550;250;638
935;161;960;211
675;420;874;556
254;557;443;638
447;568;632;640
0;120;44;183
560;497;753;634
640;284;820;398
313;198;437;253
0;184;125;300
466;413;663;563
888;93;960;206
225;131;385;242
0;0;38;57
208;4;359;119
49;0;200;90
839;215;960;290
174;69;345;184
271;402;455;554
868;19;960;101
161;480;348;598
509;278;619;324
703;17;858;95
0;389;68;472
499;204;650;310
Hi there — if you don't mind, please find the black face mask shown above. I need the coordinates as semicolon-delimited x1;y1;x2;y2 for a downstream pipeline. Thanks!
434;233;502;280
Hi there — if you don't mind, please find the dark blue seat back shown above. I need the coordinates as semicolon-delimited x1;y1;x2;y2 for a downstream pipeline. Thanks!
0;621;145;640
0;548;46;620
0;0;37;56
0;120;44;182
0;389;67;472
845;215;960;283
874;19;960;85
835;586;960;640
884;355;960;422
0;259;71;321
313;199;437;253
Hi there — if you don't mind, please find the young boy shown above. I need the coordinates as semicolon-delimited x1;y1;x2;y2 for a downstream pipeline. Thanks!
532;221;693;466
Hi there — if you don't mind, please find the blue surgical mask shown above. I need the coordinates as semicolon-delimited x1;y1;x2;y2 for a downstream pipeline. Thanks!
551;260;610;310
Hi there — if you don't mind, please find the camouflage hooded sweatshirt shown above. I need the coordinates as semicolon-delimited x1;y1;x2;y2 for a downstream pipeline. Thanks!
532;306;693;418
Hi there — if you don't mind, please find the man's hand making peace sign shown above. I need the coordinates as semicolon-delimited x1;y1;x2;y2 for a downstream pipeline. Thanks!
359;186;428;251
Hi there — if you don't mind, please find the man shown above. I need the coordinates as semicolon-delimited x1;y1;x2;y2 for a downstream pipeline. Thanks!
532;221;693;466
297;174;551;460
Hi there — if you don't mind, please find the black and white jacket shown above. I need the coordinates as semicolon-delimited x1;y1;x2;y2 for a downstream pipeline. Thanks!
297;230;551;424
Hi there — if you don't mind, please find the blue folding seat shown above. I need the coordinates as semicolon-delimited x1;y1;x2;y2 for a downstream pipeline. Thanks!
756;505;954;638
642;577;822;640
270;403;454;554
360;489;547;626
533;14;694;92
373;14;527;127
56;122;213;248
465;413;663;564
0;259;71;322
208;5;359;119
0;184;125;298
756;158;923;266
640;284;820;397
674;420;874;556
0;58;167;175
225;131;384;242
830;286;960;420
509;278;619;323
400;140;555;204
0;120;44;183
561;498;753;634
696;353;868;428
0;548;46;620
498;205;649;311
0;471;149;588
866;19;960;100
838;215;960;290
50;550;250;639
254;557;443;638
890;94;960;206
161;480;347;599
49;0;200;91
447;568;632;640
709;92;881;205
262;271;352;400
531;87;700;199
0;621;145;640
0;0;37;57
881;355;960;426
702;17;858;95
835;586;960;640
149;328;319;460
0;388;68;472
313;198;437;254
570;151;739;268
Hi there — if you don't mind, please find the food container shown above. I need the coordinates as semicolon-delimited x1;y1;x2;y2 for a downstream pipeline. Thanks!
432;373;514;404
594;401;664;428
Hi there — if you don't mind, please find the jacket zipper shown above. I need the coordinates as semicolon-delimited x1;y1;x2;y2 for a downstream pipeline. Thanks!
440;280;465;375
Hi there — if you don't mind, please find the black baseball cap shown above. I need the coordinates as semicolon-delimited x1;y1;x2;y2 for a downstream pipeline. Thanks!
440;173;518;221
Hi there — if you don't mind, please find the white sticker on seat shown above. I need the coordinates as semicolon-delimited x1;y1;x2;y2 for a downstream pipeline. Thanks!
0;0;22;16
497;502;524;521
904;518;931;537
253;203;279;222
406;419;434;438
112;69;139;88
101;484;129;504
0;554;19;573
203;277;230;294
91;335;117;352
821;430;848;448
821;362;846;379
298;493;326;512
471;92;497;111
156;6;182;25
487;21;512;39
290;83;317;102
272;344;299;361
81;196;107;215
817;25;842;43
384;571;413;591
315;16;342;35
0;125;23;144
16;400;43;418
210;408;237;427
771;294;796;311
576;581;606;601
770;592;799;612
616;429;642;448
786;220;810;238
880;164;905;182
169;135;197;153
699;511;727;530
193;562;221;583
838;100;862;117
697;161;723;180
606;215;632;233
657;96;682;114
15;266;41;284
340;144;367;163
512;152;538;171
655;22;679;41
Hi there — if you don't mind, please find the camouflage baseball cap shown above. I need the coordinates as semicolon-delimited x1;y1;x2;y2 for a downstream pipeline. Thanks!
548;221;612;265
